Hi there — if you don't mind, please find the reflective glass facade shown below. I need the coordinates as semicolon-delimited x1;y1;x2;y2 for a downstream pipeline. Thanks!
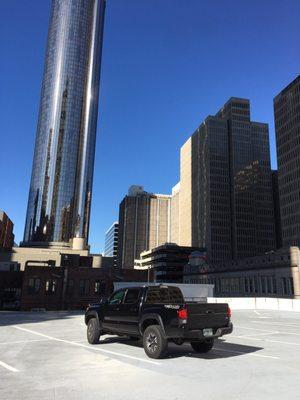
104;222;119;267
274;76;300;247
24;0;105;245
180;98;276;262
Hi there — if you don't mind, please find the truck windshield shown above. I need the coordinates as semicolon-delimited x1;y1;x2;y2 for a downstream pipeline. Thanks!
145;287;184;304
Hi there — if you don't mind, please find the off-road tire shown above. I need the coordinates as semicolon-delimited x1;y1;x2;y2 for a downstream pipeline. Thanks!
87;318;101;344
143;325;168;359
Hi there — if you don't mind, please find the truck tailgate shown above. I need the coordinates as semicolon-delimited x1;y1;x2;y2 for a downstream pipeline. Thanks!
186;303;229;330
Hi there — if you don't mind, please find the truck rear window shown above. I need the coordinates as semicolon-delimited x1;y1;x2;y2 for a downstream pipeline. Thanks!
145;287;184;304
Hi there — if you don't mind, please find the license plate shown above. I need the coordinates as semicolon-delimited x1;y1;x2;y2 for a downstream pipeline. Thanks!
203;328;213;337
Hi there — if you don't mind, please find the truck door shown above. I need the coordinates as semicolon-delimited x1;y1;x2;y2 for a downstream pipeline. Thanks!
118;288;141;334
102;289;126;332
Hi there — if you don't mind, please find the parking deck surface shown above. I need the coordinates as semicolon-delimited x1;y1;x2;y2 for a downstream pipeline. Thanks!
0;309;300;400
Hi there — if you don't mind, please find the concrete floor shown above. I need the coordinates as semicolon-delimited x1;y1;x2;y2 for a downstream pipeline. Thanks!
0;309;300;400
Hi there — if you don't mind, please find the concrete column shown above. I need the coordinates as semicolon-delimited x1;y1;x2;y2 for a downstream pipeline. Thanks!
290;246;300;299
72;237;86;250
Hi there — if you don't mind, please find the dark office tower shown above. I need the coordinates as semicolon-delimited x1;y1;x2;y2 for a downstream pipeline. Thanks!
23;0;106;248
217;98;276;259
180;117;232;261
104;222;119;268
274;76;300;247
180;98;276;261
271;170;283;249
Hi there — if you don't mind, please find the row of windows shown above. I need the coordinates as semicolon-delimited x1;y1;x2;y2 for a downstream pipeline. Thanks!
27;278;105;297
188;276;294;296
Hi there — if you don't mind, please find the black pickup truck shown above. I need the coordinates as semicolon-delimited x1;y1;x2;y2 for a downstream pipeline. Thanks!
85;285;233;359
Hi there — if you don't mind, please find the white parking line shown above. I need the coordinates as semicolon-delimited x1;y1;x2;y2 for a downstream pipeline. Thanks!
230;334;300;347
251;321;300;328
0;339;51;345
237;326;278;333
13;326;161;366
236;332;280;337
254;310;261;316
214;347;279;360
0;360;19;373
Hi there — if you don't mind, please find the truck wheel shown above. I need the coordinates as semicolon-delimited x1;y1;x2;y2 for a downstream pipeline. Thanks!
87;318;100;344
143;325;168;359
191;339;214;353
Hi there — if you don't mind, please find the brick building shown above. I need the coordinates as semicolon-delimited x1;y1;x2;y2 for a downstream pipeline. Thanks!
0;211;14;249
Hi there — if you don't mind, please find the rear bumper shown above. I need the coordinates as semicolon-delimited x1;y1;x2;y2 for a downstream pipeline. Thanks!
168;322;233;341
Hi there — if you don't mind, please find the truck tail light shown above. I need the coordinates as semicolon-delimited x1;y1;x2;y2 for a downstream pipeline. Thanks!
227;307;232;318
177;308;188;323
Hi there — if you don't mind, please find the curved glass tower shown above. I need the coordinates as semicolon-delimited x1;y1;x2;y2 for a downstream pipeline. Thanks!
23;0;105;247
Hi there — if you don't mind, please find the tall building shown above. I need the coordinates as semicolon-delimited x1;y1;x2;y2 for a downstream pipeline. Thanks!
0;211;14;249
272;170;282;249
23;0;106;249
170;183;180;244
274;76;300;248
117;186;172;269
104;222;119;267
180;116;232;261
180;98;276;261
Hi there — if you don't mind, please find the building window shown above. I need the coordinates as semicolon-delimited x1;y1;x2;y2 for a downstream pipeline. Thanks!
289;278;294;295
28;278;40;295
79;279;90;296
94;280;101;294
261;277;266;294
45;279;57;295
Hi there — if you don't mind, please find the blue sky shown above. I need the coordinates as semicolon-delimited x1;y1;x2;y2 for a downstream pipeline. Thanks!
0;0;299;253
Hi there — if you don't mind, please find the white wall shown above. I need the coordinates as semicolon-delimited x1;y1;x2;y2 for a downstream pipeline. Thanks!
207;297;300;312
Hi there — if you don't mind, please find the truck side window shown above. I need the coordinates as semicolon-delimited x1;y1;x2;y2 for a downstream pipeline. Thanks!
109;289;125;304
123;289;140;304
146;287;184;304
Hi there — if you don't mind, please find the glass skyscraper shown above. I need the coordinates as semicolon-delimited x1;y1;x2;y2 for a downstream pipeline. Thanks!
23;0;105;247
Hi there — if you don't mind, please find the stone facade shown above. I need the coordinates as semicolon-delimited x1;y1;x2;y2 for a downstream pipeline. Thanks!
183;247;300;299
117;187;172;269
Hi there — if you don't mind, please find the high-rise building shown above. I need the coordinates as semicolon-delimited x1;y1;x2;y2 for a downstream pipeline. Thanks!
117;186;172;269
104;222;119;267
271;170;282;249
170;183;180;244
0;211;14;249
274;76;300;247
180;116;232;261
180;98;276;261
23;0;106;249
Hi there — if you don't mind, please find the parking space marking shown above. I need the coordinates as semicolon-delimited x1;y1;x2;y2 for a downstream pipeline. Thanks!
251;321;300;328
0;339;51;345
13;326;161;366
0;360;19;373
237;326;278;333
214;347;279;360
233;332;280;337
265;339;300;347
230;334;300;347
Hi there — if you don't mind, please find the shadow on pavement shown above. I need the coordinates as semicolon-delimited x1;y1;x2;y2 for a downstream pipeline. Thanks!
0;311;84;327
97;336;264;360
